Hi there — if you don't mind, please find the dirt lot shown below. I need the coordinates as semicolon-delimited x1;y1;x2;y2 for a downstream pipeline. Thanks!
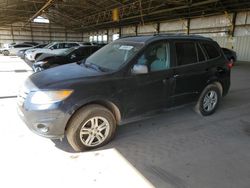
0;55;250;188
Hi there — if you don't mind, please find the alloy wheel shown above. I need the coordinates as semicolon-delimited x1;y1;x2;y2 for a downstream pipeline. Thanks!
79;116;110;147
203;90;218;112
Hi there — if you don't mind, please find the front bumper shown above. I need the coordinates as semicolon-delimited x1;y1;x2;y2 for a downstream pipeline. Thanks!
17;101;71;139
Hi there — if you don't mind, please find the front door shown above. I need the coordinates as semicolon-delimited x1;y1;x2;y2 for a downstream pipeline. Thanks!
124;40;175;118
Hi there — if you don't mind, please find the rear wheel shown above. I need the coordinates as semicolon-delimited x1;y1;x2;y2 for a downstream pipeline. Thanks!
3;50;9;56
195;84;222;116
66;104;117;152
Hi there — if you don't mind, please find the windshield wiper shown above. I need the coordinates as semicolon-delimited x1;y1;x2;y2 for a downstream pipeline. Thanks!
85;62;110;72
78;59;109;72
85;62;101;71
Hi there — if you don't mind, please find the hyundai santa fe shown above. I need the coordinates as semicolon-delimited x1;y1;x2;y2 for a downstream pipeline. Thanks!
17;35;231;151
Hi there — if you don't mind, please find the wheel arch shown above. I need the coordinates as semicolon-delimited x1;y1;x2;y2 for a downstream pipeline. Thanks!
35;53;42;60
207;78;223;96
65;99;122;131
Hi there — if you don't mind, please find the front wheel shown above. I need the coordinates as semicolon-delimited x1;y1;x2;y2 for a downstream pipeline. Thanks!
195;84;222;116
66;104;117;152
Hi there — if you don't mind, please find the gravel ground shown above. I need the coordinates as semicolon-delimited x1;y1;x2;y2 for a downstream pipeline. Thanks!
0;55;250;188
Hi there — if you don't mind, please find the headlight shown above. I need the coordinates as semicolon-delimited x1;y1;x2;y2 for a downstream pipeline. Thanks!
30;90;73;105
35;61;48;66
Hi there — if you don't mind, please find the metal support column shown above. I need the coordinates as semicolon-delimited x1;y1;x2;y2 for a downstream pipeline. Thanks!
231;12;237;37
187;18;190;35
30;23;34;42
157;22;160;34
107;29;109;43
10;24;14;42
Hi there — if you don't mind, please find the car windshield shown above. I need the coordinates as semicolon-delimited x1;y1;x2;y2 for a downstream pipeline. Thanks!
44;43;55;49
85;41;144;71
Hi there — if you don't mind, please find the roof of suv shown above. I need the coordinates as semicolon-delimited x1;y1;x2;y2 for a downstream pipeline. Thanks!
118;34;213;44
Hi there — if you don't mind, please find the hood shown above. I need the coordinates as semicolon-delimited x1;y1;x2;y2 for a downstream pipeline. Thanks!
28;63;106;89
36;53;61;62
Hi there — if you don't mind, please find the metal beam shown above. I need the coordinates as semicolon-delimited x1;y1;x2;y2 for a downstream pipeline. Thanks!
25;0;54;26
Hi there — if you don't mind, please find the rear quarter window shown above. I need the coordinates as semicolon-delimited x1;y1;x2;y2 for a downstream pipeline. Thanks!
202;42;220;59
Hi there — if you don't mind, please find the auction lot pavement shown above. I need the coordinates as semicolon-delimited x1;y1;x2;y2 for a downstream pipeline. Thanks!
0;55;250;188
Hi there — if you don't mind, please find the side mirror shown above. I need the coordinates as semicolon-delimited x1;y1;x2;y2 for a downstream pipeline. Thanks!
131;64;148;74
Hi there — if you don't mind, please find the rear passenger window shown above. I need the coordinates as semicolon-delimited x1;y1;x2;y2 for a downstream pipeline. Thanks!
175;42;197;66
202;43;220;59
197;44;206;62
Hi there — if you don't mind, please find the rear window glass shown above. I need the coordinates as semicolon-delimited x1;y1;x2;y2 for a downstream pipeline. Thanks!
175;42;197;66
202;43;220;59
197;44;206;62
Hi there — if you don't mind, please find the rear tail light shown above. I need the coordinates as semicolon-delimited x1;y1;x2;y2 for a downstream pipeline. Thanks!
227;61;233;69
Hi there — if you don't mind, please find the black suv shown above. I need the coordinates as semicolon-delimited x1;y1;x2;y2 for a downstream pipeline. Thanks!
17;35;231;151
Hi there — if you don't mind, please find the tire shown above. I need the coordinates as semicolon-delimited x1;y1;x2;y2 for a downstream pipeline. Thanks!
195;84;222;116
3;50;9;56
66;104;117;152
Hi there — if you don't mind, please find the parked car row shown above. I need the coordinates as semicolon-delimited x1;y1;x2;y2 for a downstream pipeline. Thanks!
33;45;101;72
17;43;48;59
2;43;34;56
0;40;106;72
25;42;82;62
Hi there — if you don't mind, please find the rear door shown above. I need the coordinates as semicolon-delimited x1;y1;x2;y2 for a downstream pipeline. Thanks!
172;40;208;105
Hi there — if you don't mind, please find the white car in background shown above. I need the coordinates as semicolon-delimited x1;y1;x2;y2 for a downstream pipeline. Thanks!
25;42;81;62
2;43;34;56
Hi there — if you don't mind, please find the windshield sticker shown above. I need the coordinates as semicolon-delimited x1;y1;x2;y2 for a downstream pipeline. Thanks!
119;45;134;50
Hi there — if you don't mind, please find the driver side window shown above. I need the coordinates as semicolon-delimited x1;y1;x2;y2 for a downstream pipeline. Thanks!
136;41;170;72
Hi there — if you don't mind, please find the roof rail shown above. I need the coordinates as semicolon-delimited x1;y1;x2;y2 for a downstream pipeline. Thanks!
119;35;138;39
119;33;213;41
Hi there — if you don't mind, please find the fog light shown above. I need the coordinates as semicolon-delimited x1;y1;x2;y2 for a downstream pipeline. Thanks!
37;124;49;133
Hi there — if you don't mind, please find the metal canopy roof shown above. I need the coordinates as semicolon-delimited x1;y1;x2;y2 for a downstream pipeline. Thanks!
0;0;250;31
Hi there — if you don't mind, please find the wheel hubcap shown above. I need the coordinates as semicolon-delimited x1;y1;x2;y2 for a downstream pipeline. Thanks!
79;116;110;147
203;90;218;112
